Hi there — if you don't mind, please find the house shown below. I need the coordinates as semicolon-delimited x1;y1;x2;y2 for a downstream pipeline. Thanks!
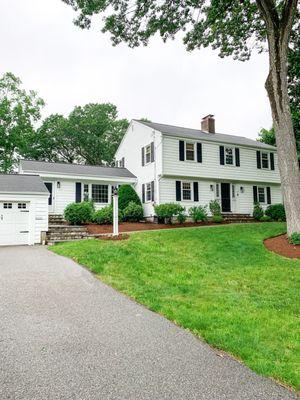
0;174;49;246
19;160;137;214
0;161;136;246
115;115;282;218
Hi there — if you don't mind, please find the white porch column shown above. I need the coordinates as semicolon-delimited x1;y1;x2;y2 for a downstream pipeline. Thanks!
112;186;119;237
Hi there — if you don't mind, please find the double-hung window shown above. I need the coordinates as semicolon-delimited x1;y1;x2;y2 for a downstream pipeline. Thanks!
83;184;89;201
261;152;269;169
91;184;108;203
225;147;234;165
258;187;266;203
146;182;152;202
182;182;192;200
185;142;195;161
145;145;151;164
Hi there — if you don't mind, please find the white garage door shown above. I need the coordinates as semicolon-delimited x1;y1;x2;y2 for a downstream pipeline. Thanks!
0;202;30;246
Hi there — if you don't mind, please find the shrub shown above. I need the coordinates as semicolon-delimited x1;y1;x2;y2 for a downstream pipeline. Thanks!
177;212;187;224
260;215;272;222
93;205;123;225
209;200;221;216
212;215;224;223
154;203;185;224
265;203;286;221
253;202;264;220
189;205;208;223
64;202;94;225
123;201;144;222
118;185;142;210
289;232;300;245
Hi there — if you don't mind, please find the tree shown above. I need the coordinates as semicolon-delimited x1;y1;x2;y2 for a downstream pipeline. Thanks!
0;72;44;172
30;103;129;166
62;0;300;235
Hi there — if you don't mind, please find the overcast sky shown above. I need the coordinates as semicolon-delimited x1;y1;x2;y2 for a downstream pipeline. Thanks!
1;0;272;140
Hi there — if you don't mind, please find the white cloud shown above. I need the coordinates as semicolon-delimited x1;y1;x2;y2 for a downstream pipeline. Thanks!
0;0;272;139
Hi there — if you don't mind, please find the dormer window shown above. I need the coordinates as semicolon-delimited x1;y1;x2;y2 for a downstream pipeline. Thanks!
185;142;195;161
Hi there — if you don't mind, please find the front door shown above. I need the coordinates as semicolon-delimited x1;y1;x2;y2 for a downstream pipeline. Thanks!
44;182;54;212
221;183;231;212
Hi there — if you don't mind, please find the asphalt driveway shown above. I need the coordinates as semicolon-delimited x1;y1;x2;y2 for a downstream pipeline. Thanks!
0;246;297;400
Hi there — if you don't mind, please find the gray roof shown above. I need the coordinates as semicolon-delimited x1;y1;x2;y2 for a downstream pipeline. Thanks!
135;120;276;150
21;160;136;179
0;174;49;194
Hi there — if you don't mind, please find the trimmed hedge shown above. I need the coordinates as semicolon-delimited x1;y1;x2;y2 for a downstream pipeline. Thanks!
123;202;144;222
118;185;142;210
64;202;94;225
265;203;286;221
93;205;123;225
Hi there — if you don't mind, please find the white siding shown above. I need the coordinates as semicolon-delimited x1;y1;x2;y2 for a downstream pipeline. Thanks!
34;197;49;243
237;183;282;214
162;136;281;184
115;121;163;216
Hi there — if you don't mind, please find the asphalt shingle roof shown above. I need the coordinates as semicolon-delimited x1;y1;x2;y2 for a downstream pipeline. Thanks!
136;120;276;150
0;174;49;194
20;160;136;179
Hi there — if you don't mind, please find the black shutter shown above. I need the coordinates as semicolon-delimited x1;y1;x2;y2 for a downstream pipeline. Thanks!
193;182;199;202
151;181;154;201
142;184;145;203
266;187;271;204
253;186;258;203
122;157;125;167
220;146;225;165
176;181;181;201
256;151;261;169
141;147;145;166
179;140;185;161
270;153;275;170
197;143;202;163
75;182;82;203
151;142;155;163
235;148;240;167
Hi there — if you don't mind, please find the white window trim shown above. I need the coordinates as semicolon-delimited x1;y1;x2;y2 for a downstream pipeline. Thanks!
145;182;152;203
261;152;270;170
185;141;196;162
224;146;235;166
144;144;152;165
81;183;111;204
258;186;267;204
181;181;193;202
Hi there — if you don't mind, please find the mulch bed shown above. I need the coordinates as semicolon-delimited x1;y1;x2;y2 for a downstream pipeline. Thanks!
86;221;229;235
264;234;300;259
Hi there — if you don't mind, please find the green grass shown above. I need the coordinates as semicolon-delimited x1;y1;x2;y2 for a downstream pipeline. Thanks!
51;223;300;390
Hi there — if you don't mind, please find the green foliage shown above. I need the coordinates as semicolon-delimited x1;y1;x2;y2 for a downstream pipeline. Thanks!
212;214;224;223
289;232;300;245
52;222;299;390
260;215;272;222
154;203;184;224
118;185;141;210
0;72;44;172
123;201;143;222
209;200;221;216
64;201;93;225
189;205;208;223
265;204;286;222
253;202;264;221
93;205;115;225
177;212;187;224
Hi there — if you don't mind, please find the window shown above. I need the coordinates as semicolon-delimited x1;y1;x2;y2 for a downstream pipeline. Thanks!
3;203;12;209
146;183;152;202
83;184;89;201
145;145;151;164
182;182;192;200
18;203;27;209
216;183;220;198
92;184;108;203
261;152;269;169
225;147;234;165
185;142;195;161
232;185;235;198
258;187;266;203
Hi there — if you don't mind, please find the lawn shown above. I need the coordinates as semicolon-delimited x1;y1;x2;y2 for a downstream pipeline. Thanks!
51;222;300;390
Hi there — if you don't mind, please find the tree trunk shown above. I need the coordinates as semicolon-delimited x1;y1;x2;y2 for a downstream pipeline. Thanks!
265;20;300;235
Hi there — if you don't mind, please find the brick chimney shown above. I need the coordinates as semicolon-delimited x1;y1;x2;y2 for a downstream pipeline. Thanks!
201;114;215;133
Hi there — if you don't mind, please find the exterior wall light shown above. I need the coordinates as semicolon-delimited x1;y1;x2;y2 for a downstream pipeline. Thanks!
210;185;214;191
57;182;61;189
240;186;244;193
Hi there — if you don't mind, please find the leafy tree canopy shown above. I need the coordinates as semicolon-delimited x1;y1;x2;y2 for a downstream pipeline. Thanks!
0;72;44;172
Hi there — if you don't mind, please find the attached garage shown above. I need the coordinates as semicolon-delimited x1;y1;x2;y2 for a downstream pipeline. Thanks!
0;175;49;246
